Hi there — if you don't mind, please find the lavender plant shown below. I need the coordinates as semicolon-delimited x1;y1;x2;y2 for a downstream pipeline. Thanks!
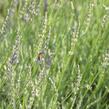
0;0;109;109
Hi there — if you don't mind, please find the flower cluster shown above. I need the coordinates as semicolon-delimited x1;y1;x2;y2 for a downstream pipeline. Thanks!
101;5;109;28
20;0;40;22
0;0;18;36
82;2;95;35
102;49;109;68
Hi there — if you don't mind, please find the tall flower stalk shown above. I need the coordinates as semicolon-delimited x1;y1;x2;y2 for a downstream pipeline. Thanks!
0;0;18;37
6;30;21;108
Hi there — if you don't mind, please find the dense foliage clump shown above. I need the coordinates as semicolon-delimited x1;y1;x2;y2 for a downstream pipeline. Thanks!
0;0;109;109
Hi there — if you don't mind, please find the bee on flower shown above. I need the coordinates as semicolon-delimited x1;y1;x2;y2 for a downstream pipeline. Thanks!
36;50;51;68
36;51;45;63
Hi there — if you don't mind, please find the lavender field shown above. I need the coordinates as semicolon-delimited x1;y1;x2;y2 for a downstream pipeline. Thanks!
0;0;109;109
